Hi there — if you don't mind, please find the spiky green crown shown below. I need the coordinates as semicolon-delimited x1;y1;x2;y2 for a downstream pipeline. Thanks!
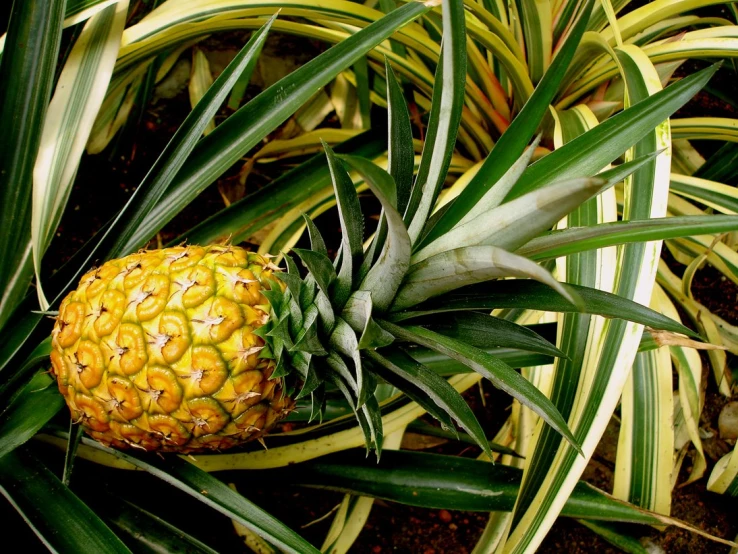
249;55;687;458
252;137;603;458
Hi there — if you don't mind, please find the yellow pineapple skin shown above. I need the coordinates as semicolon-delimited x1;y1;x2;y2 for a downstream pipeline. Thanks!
50;245;293;453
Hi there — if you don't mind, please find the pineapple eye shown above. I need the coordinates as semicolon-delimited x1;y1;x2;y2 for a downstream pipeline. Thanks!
157;311;191;364
72;394;111;432
138;365;183;414
115;323;148;376
74;340;105;389
185;397;229;436
179;345;228;396
147;414;190;447
207;297;244;343
135;274;170;321
94;290;126;337
56;301;86;348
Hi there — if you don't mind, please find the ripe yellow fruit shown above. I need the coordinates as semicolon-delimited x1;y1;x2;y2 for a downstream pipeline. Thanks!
50;244;293;452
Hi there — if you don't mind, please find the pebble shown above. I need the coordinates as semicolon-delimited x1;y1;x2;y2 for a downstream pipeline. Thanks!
438;510;453;523
718;401;738;440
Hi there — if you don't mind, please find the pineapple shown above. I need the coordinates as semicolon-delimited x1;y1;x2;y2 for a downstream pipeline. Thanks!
50;246;292;452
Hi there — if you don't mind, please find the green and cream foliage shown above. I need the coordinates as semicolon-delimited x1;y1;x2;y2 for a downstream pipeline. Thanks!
2;0;738;552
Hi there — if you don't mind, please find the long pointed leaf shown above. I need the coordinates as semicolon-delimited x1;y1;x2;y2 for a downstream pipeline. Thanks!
380;321;581;453
0;0;65;330
123;1;431;250
0;447;131;553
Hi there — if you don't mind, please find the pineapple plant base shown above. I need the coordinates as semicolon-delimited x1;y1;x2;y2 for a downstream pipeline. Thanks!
50;245;292;452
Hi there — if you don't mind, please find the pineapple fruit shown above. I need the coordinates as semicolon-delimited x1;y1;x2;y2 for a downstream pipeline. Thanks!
50;245;292;452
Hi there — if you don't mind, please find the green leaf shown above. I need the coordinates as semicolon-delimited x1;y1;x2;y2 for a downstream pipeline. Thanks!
380;321;581;454
341;291;395;349
385;60;414;216
302;214;328;256
100;496;219;554
98;447;320;554
329;318;367;407
413;176;608;264
342;155;411;313
324;143;364;309
127;1;431;249
0;0;65;330
392;280;697;338
405;0;466;245
291;305;328;356
180;131;386;246
0;447;131;553
107;16;275;258
366;347;490;458
292;248;336;299
518;214;738;260
32;0;129;308
0;373;64;459
265;449;660;524
509;64;719;199
393;245;581;311
419;312;565;359
423;0;595;244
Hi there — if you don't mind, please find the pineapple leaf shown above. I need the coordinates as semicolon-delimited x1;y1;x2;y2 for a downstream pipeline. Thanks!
510;64;720;199
518;214;738;260
455;134;542;228
362;394;384;457
325;352;359;397
370;360;456;432
291;305;328;356
280;255;303;299
0;0;65;331
0;372;64;459
264;449;661;523
302;214;328;256
182;131;386;246
362;58;415;272
391;280;699;339
99;449;321;554
385;59;415;218
366;347;491;459
405;0;467;245
313;289;336;335
380;321;582;455
292;248;336;299
105;15;275;259
124;0;432;249
342;291;395;350
329;318;368;408
323;142;364;309
99;496;219;554
309;385;326;424
422;0;595;245
418;312;566;359
393;245;582;311
412;176;608;264
342;155;411;313
296;357;322;400
0;447;131;553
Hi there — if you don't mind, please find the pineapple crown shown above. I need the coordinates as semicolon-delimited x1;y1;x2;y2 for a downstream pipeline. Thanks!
248;65;658;459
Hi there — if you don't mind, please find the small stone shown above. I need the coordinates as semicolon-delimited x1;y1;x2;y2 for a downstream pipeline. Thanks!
718;401;738;440
438;509;453;523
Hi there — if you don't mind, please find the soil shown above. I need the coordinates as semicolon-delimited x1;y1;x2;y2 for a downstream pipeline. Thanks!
6;4;738;553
